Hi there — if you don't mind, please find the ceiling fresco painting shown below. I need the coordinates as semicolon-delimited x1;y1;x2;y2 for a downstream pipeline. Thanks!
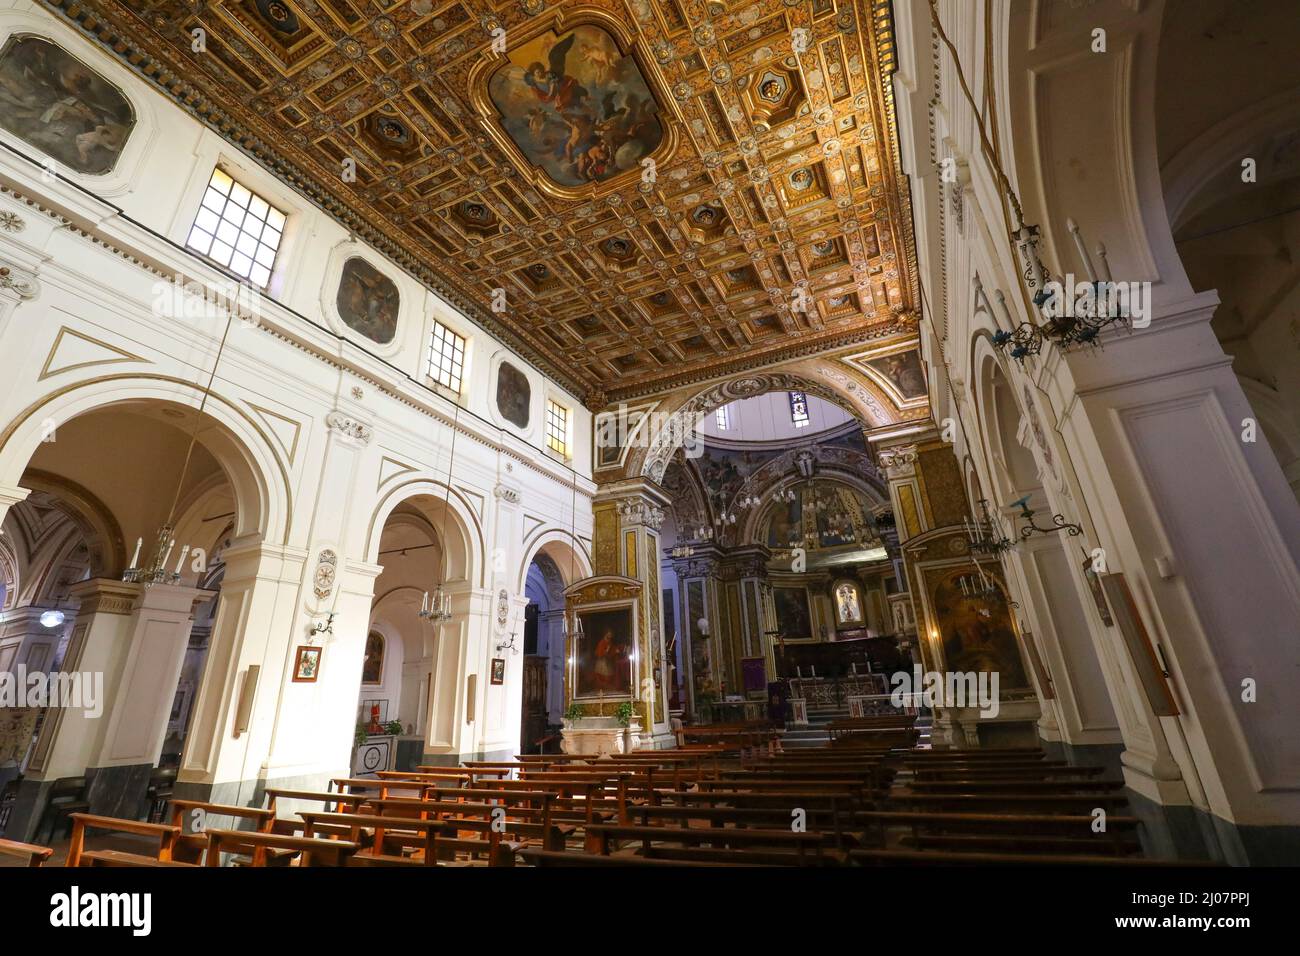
43;0;918;406
485;23;666;189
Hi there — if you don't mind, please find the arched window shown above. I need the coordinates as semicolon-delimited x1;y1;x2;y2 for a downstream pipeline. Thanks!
833;581;865;627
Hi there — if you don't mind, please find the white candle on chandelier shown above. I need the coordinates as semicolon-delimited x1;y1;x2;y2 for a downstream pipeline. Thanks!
130;537;142;568
161;538;176;569
421;591;429;613
175;544;190;574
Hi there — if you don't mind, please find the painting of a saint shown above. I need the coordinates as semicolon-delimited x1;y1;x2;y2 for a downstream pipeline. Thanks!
0;36;135;176
361;631;384;685
574;606;634;698
487;25;665;188
336;257;399;344
867;350;927;399
773;587;812;640
930;570;1028;688
496;361;531;429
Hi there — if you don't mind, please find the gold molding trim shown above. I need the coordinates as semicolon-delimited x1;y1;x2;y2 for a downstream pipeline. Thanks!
38;326;148;381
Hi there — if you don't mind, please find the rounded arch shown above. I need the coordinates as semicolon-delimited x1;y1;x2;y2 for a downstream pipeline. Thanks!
365;478;484;588
0;376;288;544
16;469;126;577
516;528;592;595
631;367;894;481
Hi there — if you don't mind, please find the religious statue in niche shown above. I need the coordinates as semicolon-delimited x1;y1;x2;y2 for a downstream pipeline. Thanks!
0;35;136;175
487;25;665;188
361;631;384;685
496;361;531;429
335;257;399;344
835;582;864;627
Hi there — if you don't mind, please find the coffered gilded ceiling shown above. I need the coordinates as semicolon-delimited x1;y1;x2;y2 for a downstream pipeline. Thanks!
45;0;919;406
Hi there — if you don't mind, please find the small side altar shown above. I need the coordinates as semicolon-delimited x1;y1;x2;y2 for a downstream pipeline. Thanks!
560;716;642;755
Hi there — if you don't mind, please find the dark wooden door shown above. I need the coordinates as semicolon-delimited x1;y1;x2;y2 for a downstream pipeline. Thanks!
520;655;548;754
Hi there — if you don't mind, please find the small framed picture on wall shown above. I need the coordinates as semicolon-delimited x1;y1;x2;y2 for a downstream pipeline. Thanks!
293;645;322;682
490;658;506;685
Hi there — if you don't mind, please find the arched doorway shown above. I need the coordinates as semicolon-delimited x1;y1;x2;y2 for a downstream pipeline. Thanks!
516;535;590;754
361;484;480;768
0;395;271;840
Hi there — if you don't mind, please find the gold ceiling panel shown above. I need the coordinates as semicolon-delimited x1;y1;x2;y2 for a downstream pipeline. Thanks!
46;0;918;405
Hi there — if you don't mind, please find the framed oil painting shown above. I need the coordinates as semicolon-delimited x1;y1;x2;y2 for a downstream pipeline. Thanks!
485;24;665;190
865;349;927;400
772;586;812;640
923;566;1029;688
571;604;636;700
496;361;531;429
361;631;384;685
292;645;322;682
490;658;506;685
0;35;136;175
336;256;399;345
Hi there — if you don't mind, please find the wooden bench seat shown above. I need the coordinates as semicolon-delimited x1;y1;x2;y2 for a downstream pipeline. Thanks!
900;832;1140;856
204;828;360;867
0;836;54;867
520;848;753;867
850;847;1207;866
585;823;844;864
66;813;182;867
79;849;198;868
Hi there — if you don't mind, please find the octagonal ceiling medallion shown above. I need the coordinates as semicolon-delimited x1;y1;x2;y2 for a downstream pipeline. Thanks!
471;12;680;200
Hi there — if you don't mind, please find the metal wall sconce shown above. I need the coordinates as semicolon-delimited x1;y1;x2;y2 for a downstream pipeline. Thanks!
1009;495;1083;541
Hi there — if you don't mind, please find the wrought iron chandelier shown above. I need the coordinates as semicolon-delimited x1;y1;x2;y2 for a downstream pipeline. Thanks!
419;403;460;625
123;290;243;587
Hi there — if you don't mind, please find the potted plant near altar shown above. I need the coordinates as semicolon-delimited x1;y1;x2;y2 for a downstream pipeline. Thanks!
562;702;586;730
615;701;640;752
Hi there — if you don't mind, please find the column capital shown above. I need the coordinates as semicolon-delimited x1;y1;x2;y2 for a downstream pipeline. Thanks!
877;443;919;479
67;577;140;616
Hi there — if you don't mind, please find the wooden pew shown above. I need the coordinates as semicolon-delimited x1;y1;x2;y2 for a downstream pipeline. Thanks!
906;779;1125;794
0;837;54;867
911;765;1106;780
584;823;846;866
297;811;448;865
889;792;1131;814
263;788;370;816
204;828;359;867
65;813;182;868
79;851;198;867
364;795;573;852
850;847;1209;866
168;799;276;863
520;848;754;867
